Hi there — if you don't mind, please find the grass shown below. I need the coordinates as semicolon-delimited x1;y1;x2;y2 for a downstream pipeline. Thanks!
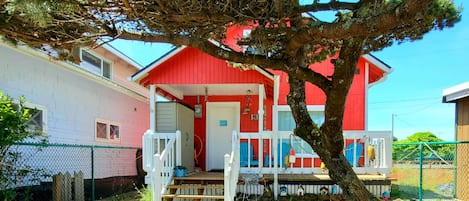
390;167;455;199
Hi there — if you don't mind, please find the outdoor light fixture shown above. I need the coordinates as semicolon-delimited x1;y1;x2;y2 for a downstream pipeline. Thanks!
242;89;252;114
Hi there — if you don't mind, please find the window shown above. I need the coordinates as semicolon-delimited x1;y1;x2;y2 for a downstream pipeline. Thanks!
80;49;112;79
26;107;44;133
277;106;324;155
278;107;325;131
11;101;47;134
95;119;120;142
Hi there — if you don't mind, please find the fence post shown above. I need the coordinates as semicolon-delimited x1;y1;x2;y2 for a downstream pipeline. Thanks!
91;146;95;201
74;171;84;201
419;142;423;201
52;173;63;201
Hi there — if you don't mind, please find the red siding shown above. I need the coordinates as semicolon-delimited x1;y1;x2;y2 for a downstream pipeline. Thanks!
273;57;366;130
143;47;269;85
180;95;273;171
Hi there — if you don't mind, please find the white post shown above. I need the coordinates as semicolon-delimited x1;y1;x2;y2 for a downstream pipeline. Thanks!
272;75;280;200
258;84;265;174
142;130;154;184
152;154;162;201
224;154;231;201
176;130;182;166
150;85;156;133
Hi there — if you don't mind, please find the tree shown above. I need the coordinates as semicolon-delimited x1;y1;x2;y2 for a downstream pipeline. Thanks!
393;132;454;161
0;92;47;200
0;1;461;200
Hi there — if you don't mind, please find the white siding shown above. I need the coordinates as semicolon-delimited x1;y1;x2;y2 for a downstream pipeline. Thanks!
0;44;149;179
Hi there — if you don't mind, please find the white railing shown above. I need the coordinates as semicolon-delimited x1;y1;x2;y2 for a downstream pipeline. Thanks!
142;130;181;201
238;130;392;176
224;131;240;201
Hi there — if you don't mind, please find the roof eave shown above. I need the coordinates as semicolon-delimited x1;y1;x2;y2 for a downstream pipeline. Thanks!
129;46;186;82
101;43;143;69
442;81;469;103
362;54;393;73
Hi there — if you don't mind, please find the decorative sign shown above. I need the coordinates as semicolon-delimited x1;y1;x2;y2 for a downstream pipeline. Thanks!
219;120;228;127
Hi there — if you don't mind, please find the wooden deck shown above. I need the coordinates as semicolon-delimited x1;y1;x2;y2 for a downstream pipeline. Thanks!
178;171;391;185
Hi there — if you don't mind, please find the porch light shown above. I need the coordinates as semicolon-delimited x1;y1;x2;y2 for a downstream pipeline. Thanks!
242;89;252;114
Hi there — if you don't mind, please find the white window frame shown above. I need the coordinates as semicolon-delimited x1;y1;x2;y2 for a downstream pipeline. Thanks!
277;105;324;157
12;100;47;134
95;119;121;143
79;48;113;80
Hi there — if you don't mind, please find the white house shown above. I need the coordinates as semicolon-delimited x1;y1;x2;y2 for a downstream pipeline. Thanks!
0;41;150;198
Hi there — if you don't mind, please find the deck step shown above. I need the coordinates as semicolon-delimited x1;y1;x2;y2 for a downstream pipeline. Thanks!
167;184;224;190
162;194;225;199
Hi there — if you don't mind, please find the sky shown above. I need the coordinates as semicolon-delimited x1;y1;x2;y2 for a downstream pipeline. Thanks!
111;0;468;141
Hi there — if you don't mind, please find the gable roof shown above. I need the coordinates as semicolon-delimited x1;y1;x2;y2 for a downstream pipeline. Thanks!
442;81;469;103
362;54;392;73
129;46;274;82
101;43;143;69
130;46;391;85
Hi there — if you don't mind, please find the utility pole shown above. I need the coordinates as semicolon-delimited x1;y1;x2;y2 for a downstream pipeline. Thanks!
392;114;395;139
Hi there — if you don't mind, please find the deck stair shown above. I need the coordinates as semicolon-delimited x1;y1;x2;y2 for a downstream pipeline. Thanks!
162;172;225;200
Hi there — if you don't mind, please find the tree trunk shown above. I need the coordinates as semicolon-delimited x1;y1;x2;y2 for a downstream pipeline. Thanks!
287;39;380;200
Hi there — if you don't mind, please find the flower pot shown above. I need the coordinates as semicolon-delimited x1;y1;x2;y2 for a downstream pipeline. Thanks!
175;168;186;177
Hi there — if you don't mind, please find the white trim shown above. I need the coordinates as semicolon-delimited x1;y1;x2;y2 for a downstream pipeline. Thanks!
0;41;149;103
364;62;369;130
254;66;274;80
95;118;121;143
156;84;184;100
150;85;156;133
276;105;325;111
362;54;392;73
25;101;48;135
130;46;187;82
206;102;240;170
101;43;143;69
442;81;469;102
80;48;114;80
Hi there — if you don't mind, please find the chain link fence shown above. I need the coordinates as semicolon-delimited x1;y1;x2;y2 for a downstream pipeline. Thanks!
392;141;469;201
3;142;143;201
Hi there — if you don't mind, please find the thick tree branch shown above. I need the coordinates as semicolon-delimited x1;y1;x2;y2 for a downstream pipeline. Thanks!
300;1;358;12
286;0;434;56
321;38;364;156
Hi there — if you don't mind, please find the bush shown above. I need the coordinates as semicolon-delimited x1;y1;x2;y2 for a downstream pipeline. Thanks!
0;92;48;200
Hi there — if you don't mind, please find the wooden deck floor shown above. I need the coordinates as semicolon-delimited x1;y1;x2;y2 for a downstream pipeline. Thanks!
178;171;390;184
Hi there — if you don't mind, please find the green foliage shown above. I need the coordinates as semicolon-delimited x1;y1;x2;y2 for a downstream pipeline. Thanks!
393;132;454;161
136;187;151;201
0;91;48;200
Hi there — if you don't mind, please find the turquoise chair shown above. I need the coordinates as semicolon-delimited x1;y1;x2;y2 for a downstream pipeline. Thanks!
345;142;363;167
264;142;290;167
240;142;259;167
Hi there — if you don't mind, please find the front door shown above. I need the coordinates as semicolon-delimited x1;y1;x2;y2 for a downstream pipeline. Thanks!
206;102;240;170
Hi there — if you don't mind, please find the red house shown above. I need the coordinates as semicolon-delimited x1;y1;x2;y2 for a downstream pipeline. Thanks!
133;27;393;200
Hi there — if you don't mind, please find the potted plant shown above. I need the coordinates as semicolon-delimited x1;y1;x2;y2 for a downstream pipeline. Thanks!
174;166;186;177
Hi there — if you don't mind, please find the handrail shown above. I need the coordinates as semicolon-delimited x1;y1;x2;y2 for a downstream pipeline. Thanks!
142;130;181;201
224;131;240;201
238;130;392;175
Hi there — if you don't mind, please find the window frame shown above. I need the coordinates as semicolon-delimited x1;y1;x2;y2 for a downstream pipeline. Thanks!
12;101;47;134
95;119;121;143
277;105;324;157
79;48;113;80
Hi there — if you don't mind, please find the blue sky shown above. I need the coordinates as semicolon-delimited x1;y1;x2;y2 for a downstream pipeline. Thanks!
112;1;468;141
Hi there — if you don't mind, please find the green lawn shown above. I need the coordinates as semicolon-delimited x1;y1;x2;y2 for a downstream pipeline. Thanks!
390;167;455;199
